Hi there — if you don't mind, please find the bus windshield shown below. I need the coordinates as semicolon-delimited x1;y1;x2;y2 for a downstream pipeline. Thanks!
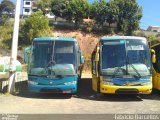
29;41;76;76
101;39;152;77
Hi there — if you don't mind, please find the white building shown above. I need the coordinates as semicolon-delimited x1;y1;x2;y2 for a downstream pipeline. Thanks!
22;0;55;19
23;0;37;17
147;26;160;32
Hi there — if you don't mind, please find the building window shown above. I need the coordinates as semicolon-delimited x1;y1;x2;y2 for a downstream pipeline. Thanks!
25;9;30;12
25;2;30;5
153;30;158;32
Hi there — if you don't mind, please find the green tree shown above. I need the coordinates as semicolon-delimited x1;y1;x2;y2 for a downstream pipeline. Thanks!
34;0;52;15
90;0;107;26
19;10;51;45
0;0;15;14
51;0;72;21
0;0;15;25
71;0;89;27
106;0;119;27
156;33;160;38
90;0;118;28
0;22;13;48
115;0;142;35
51;0;89;27
133;30;146;37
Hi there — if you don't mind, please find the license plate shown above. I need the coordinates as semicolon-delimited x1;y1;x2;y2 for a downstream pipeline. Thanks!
63;90;71;93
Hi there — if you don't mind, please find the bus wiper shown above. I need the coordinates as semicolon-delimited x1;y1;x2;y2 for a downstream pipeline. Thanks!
45;59;56;76
45;40;56;75
46;59;56;67
113;66;127;77
127;62;141;78
125;42;141;78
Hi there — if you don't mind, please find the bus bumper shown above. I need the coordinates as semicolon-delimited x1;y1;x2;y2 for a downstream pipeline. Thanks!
28;83;77;93
100;85;152;94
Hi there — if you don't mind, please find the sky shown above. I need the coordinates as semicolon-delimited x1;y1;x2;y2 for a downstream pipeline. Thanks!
0;0;160;30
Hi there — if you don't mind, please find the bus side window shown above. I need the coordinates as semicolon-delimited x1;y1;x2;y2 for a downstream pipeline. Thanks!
92;51;96;74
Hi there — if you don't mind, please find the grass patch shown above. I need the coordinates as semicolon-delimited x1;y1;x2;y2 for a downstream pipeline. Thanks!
0;23;13;49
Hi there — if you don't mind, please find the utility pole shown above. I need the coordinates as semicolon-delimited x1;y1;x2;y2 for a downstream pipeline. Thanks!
8;0;21;93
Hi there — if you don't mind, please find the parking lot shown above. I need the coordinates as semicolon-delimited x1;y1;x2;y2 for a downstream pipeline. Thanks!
0;74;160;115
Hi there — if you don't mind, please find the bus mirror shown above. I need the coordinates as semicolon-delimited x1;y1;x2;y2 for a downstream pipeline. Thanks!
80;55;84;64
24;47;31;63
152;54;156;63
79;50;84;64
151;49;156;63
95;47;100;61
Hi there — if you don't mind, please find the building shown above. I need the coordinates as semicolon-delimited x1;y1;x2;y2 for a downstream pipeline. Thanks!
22;0;37;17
22;0;55;19
147;26;160;32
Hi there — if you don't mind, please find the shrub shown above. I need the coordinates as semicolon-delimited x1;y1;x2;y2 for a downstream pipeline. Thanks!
0;22;13;48
19;10;52;46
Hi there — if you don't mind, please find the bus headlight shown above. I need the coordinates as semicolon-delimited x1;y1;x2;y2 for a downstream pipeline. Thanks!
102;81;114;85
64;81;77;85
102;77;113;85
102;80;108;84
106;82;114;85
28;80;38;85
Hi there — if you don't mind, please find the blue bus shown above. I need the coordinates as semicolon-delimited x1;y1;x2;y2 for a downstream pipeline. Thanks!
24;37;84;93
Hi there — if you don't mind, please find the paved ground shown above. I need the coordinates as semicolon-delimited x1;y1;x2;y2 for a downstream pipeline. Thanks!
0;74;160;114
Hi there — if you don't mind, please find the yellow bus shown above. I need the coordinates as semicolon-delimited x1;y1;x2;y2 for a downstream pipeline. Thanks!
92;36;156;94
148;39;160;90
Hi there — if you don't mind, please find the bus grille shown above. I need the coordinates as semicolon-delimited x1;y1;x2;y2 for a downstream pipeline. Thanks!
115;89;139;94
40;88;62;93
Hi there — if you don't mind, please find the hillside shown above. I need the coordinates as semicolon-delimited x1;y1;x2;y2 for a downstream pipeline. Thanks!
53;29;100;55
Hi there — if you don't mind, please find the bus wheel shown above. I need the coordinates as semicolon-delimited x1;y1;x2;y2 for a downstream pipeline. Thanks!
91;92;103;99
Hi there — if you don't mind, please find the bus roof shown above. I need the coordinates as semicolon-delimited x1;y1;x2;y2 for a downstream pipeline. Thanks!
101;36;146;41
33;37;76;41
